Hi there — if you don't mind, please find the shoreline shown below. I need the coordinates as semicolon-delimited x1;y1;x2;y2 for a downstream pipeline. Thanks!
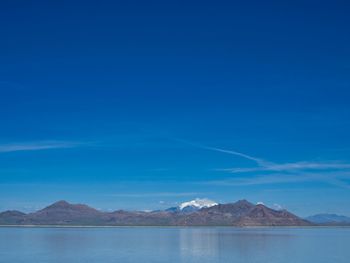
1;225;350;229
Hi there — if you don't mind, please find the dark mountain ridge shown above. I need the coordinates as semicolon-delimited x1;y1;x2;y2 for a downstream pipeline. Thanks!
0;199;312;226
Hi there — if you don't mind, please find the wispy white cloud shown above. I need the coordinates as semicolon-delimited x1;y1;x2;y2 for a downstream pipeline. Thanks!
204;173;311;186
217;162;350;173
204;145;350;174
171;138;350;188
186;142;350;189
203;171;350;189
0;141;83;153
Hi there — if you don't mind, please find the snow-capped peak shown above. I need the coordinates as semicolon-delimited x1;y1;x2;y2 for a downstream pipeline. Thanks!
179;198;218;210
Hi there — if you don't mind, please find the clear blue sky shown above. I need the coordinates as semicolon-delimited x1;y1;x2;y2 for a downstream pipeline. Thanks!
1;0;350;216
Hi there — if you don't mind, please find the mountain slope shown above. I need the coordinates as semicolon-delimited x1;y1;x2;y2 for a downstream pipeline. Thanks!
237;204;312;226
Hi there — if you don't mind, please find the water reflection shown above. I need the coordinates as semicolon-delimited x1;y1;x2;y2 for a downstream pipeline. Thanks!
0;227;349;263
178;228;296;262
179;228;219;259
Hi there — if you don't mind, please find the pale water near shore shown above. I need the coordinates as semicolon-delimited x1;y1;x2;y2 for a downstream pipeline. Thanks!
0;227;349;263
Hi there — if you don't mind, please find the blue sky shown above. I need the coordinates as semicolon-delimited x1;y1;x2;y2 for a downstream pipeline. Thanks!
1;0;350;216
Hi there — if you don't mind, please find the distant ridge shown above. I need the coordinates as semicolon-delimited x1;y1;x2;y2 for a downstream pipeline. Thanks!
0;199;312;226
306;213;350;225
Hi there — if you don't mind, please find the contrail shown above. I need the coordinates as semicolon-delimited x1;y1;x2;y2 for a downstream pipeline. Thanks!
202;146;269;166
171;137;269;166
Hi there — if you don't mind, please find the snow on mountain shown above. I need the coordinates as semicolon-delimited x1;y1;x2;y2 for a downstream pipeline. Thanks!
179;198;218;210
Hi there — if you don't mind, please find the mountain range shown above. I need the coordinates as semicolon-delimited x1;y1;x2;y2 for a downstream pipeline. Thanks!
0;199;313;226
305;214;350;225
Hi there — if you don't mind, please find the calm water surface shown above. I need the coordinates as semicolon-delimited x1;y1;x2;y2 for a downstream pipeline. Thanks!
0;227;349;263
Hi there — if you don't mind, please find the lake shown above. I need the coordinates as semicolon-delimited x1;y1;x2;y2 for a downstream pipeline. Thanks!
0;227;349;263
